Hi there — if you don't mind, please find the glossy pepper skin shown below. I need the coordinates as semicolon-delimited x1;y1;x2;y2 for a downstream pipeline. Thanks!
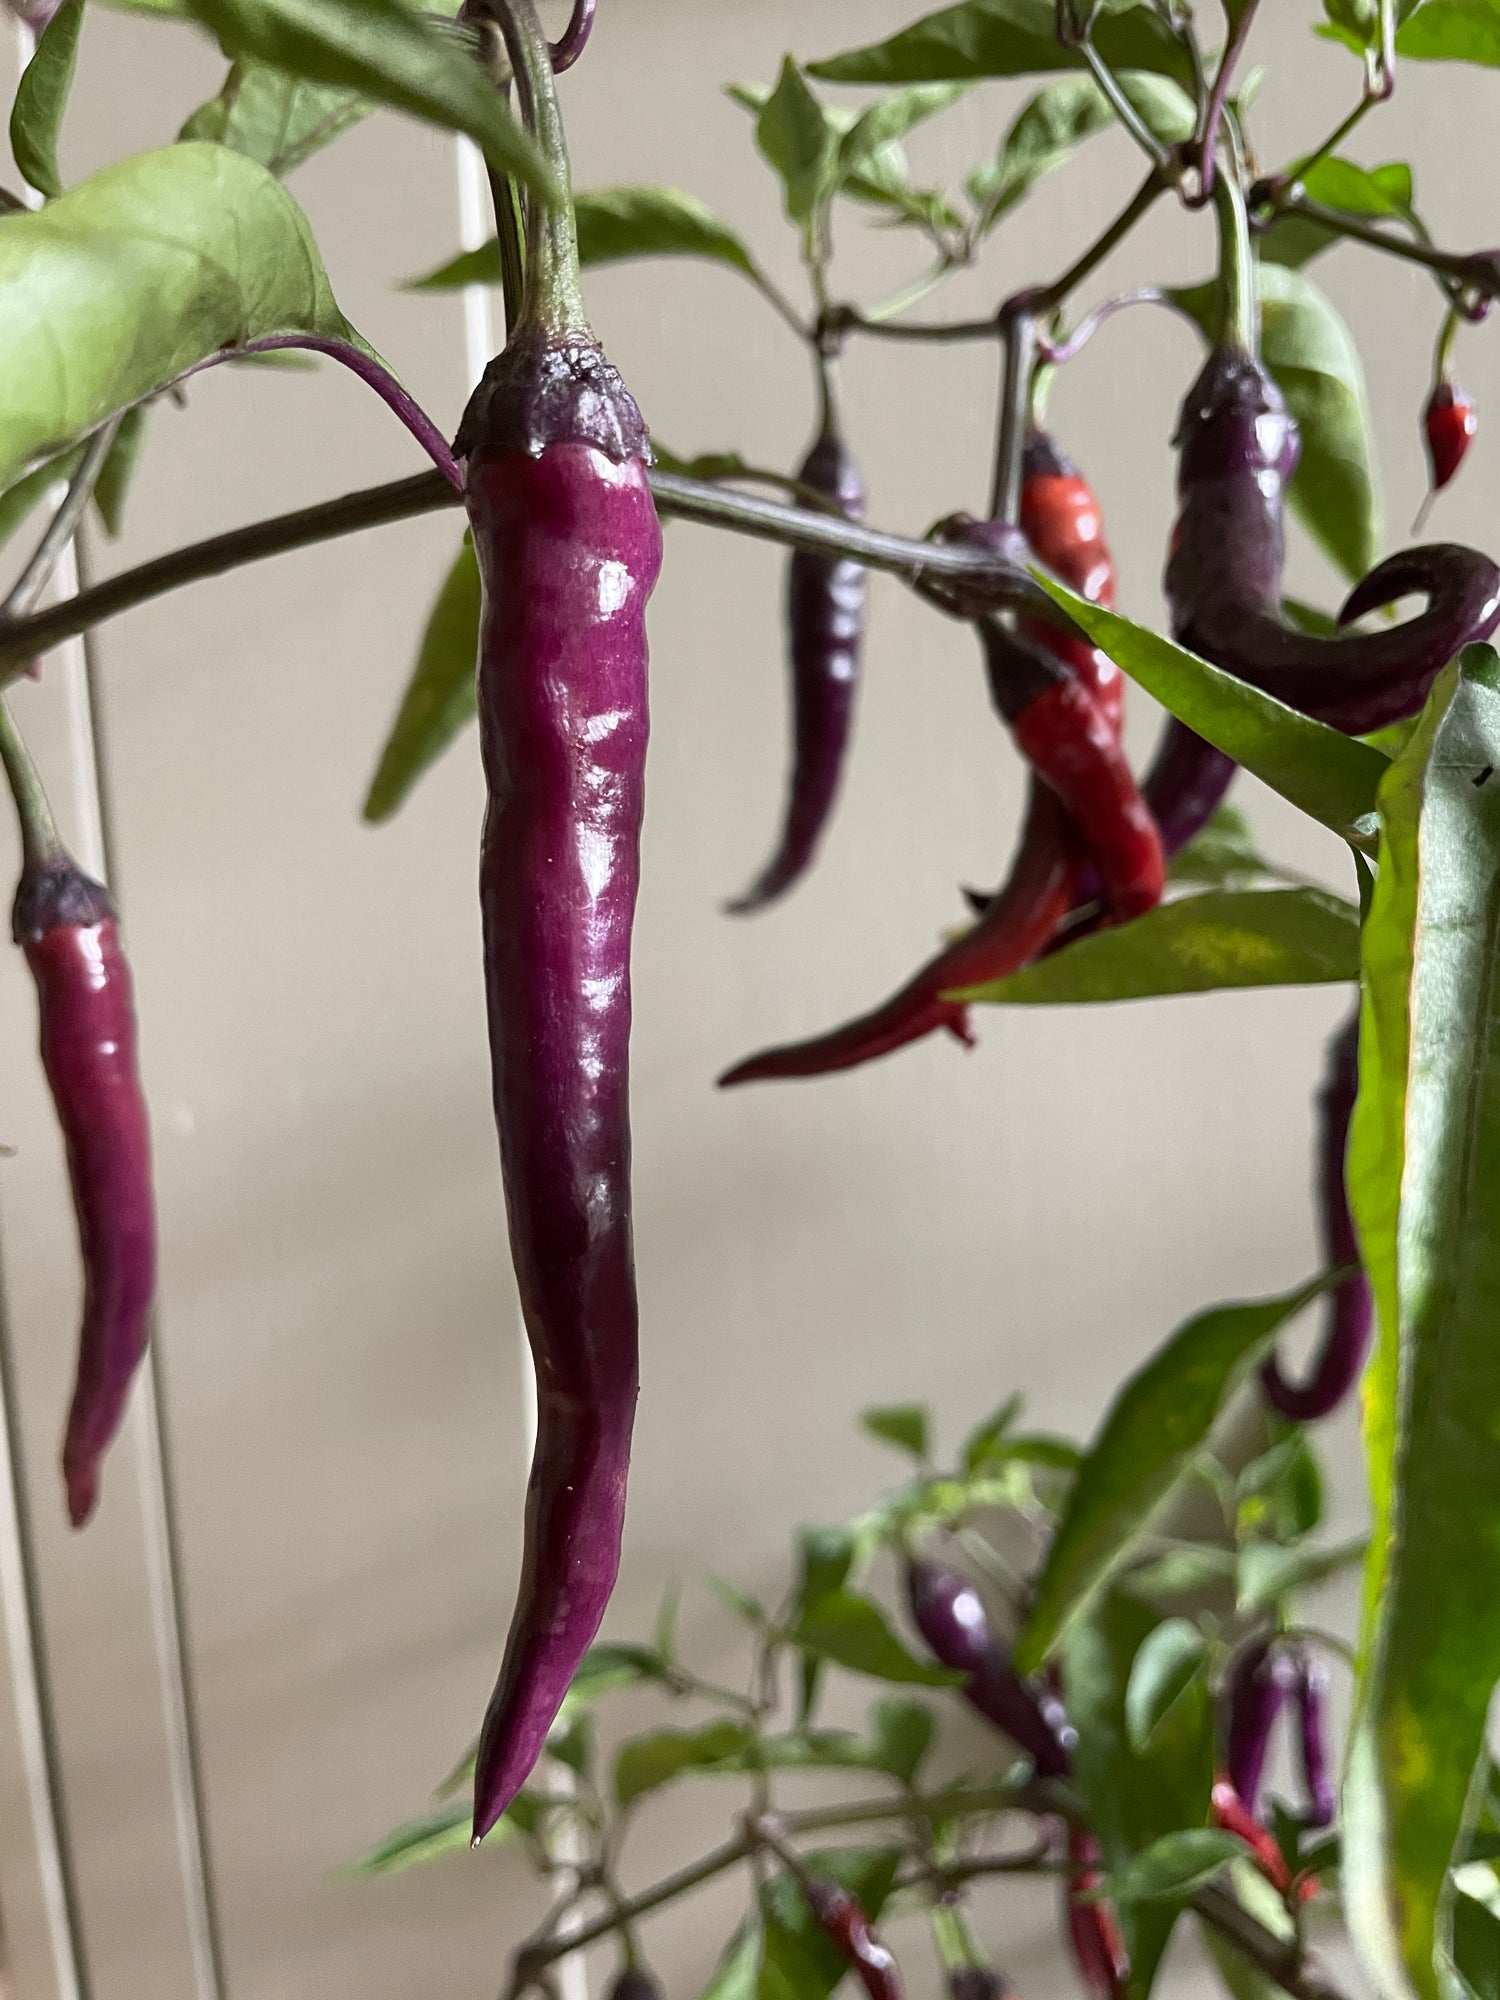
1261;1011;1372;1421
1019;431;1122;727
1065;1830;1130;2000
1294;1648;1336;1828
801;1875;903;2000
13;857;156;1527
1224;1636;1300;1812
728;414;867;914
1166;350;1500;735
906;1556;1075;1776
1425;379;1477;493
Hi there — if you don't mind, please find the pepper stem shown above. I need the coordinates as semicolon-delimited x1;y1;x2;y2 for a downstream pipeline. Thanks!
0;697;64;875
490;0;587;338
1212;168;1258;357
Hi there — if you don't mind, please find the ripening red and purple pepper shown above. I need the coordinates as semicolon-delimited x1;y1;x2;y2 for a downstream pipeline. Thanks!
800;1875;904;2000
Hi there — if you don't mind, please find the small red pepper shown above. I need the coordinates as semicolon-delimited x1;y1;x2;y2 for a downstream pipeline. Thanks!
1065;1829;1130;2000
800;1875;904;2000
1019;429;1122;731
1211;1777;1315;1901
1424;378;1478;494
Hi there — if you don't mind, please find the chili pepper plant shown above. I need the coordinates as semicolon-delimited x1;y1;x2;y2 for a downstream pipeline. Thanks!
2;1;1500;1998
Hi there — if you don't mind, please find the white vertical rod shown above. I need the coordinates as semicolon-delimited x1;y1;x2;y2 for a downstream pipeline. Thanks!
451;130;589;2000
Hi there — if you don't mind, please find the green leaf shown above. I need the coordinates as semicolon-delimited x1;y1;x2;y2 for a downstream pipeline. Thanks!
761;1849;902;2000
1126;1618;1208;1751
867;1696;936;1784
1345;645;1500;2000
969;71;1194;231
0;143;363;493
956;887;1359;1006
809;0;1192;85
1454;1878;1500;2000
614;1721;756;1810
1300;154;1415;221
1033;580;1389;846
1104;1828;1244;1906
347;1802;511;1874
795;1587;960;1687
753;57;839;230
1235;1432;1324;1543
962;1392;1025;1471
1171;266;1380;581
1016;1277;1331;1672
0;448;80;558
91;405;149;539
178;58;367;175
1235;1536;1368;1614
1167;805;1272;888
698;1923;763;2000
838;81;970;179
1121;1543;1238;1604
363;537;479;822
10;0;84;200
175;0;557;199
861;1405;929;1460
1398;2;1500;64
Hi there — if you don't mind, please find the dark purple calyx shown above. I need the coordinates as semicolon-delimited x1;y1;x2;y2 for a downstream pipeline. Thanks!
453;332;651;465
1262;1009;1373;1422
1224;1636;1300;1811
948;1970;1011;2000
1167;349;1500;733
607;1971;662;2000
12;856;114;946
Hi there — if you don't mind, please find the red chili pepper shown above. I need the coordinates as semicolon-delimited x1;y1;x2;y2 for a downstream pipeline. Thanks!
1065;1829;1130;2000
1424;378;1477;493
1019;429;1121;730
458;1;662;1842
801;1875;904;2000
0;704;156;1528
727;383;866;915
1211;1778;1305;1899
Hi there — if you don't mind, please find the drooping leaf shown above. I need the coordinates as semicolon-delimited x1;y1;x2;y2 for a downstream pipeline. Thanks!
1033;582;1389;847
90;405;149;539
1125;1618;1208;1751
613;1720;757;1810
1345;647;1500;2000
861;1405;929;1460
753;57;840;231
179;58;367;175
347;1801;514;1874
968;71;1194;231
809;0;1192;86
174;0;558;198
956;887;1359;1006
1016;1277;1331;1671
1104;1828;1244;1905
9;0;84;200
363;537;479;822
795;1587;960;1687
0;143;364;492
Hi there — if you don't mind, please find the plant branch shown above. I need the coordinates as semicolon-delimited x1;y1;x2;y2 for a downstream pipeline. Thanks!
1056;2;1172;177
1192;0;1260;206
826;307;1001;345
3;418;120;623
1262;194;1500;309
1193;1882;1348;2000
1033;169;1168;315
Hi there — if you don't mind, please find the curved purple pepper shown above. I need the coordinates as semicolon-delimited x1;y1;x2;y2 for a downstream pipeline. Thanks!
458;0;663;1845
1262;1010;1372;1421
728;412;867;914
906;1557;1074;1776
1166;350;1500;733
1224;1637;1301;1812
1293;1648;1336;1827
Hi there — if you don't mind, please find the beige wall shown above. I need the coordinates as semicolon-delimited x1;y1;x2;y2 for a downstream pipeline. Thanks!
0;3;1491;1996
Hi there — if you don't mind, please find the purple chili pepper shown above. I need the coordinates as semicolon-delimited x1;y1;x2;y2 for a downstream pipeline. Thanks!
1224;1637;1301;1813
1293;1647;1337;1827
727;386;867;915
1262;1010;1373;1421
906;1556;1074;1776
457;0;662;1843
1165;349;1500;732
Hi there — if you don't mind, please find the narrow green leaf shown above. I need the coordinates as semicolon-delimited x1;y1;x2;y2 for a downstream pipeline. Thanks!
809;0;1192;85
9;0;84;200
613;1721;755;1810
363;537;479;822
956;887;1359;1007
867;1696;935;1784
861;1405;929;1460
178;58;367;175
346;1803;510;1874
1167;805;1272;888
0;143;363;492
1236;1536;1368;1614
1125;1618;1208;1751
1033;580;1389;846
796;1587;960;1687
90;405;149;539
1346;646;1500;2000
1017;1277;1331;1671
1121;1543;1238;1604
0;447;81;557
962;1392;1025;1471
1104;1829;1244;1906
176;0;558;199
697;1923;762;2000
969;71;1193;232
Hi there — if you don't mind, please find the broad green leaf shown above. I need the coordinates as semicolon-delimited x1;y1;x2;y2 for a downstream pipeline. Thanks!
1454;1881;1500;2000
363;537;479;822
969;71;1194;232
1235;1431;1324;1544
1259;214;1340;273
0;143;363;492
1104;1828;1244;1905
1167;805;1273;887
1033;581;1389;846
1397;2;1500;63
1125;1618;1207;1751
1172;266;1380;580
1236;1536;1368;1614
861;1405;929;1460
1300;155;1415;221
698;1924;763;2000
91;406;148;539
867;1697;935;1784
175;0;558;199
754;57;839;230
1017;1277;1330;1671
809;0;1192;86
1346;646;1500;2000
838;81;970;179
614;1720;756;1810
347;1802;511;1874
179;58;366;175
795;1587;959;1687
406;186;757;291
1064;1592;1217;1998
956;887;1359;1006
10;0;83;200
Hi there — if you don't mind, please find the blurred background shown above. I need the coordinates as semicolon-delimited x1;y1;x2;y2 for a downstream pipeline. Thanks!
0;2;1488;1994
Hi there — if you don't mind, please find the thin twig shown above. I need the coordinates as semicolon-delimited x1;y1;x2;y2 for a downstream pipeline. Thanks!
1193;1881;1349;2000
3;419;120;623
